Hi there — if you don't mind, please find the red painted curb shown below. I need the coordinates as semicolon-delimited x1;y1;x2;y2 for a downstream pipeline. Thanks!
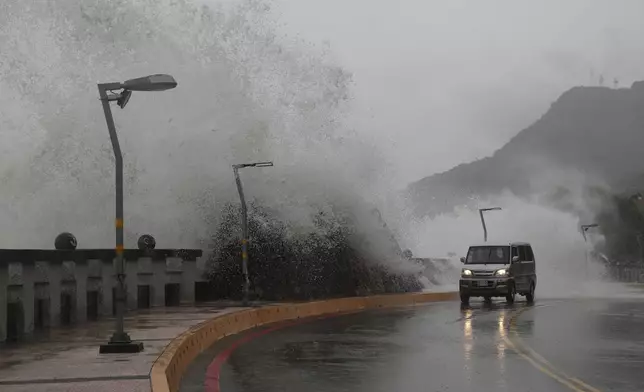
204;323;288;392
204;314;342;392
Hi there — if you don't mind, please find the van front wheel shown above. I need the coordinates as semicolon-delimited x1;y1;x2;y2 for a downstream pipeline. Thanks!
506;283;516;304
460;293;470;305
526;282;535;303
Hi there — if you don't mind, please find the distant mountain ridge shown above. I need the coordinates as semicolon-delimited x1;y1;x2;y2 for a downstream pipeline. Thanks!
407;81;644;217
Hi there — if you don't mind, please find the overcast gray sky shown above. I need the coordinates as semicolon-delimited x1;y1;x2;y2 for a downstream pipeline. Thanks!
216;0;643;187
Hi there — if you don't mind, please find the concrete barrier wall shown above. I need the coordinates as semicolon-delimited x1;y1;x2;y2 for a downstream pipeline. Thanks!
150;291;458;392
0;249;203;342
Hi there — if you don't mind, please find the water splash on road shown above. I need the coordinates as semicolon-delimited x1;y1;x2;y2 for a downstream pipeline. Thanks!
403;191;639;298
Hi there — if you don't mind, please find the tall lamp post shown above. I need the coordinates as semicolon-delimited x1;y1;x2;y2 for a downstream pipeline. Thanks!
580;223;599;280
479;207;502;242
636;233;644;264
97;74;177;354
232;161;273;306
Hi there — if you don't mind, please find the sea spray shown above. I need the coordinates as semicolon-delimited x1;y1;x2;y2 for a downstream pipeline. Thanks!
0;0;386;250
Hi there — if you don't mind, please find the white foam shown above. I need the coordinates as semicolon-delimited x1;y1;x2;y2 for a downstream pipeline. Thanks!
0;0;389;249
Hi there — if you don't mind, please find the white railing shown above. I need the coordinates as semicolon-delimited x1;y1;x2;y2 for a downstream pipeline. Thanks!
0;248;205;343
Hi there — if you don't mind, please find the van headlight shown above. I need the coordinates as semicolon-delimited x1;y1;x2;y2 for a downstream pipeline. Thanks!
462;269;472;276
495;269;507;277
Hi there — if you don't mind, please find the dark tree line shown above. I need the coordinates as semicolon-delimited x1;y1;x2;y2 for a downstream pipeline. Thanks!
203;202;422;301
543;184;644;265
595;192;644;263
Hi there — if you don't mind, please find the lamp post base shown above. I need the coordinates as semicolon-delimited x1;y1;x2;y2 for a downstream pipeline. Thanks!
99;333;144;354
99;341;144;354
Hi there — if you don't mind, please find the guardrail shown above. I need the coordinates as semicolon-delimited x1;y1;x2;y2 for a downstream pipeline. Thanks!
0;248;203;342
150;291;457;392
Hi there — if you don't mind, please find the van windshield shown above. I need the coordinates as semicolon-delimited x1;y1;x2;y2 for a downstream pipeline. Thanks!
466;246;509;264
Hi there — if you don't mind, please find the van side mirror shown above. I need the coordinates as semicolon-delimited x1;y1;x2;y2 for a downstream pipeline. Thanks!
512;256;519;263
460;257;466;264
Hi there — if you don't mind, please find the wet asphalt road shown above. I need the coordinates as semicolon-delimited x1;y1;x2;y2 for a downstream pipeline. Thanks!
181;298;644;392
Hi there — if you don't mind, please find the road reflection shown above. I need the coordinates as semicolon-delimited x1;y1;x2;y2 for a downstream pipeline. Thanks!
496;310;508;390
461;302;515;389
463;308;474;361
201;299;644;392
462;307;474;389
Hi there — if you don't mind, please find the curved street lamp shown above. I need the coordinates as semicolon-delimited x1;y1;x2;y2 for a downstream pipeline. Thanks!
232;161;273;306
98;74;177;354
580;223;599;242
479;207;502;242
580;223;599;280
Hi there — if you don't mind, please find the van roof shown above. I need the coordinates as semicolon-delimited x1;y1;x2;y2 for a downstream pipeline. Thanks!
468;242;532;247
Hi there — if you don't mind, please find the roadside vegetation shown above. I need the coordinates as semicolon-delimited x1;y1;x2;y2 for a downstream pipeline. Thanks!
204;202;423;301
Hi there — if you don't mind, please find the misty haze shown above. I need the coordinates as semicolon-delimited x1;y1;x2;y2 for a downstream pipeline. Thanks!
2;1;644;391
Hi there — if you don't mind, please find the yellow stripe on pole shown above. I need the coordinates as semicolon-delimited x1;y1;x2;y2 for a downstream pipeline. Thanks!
115;218;124;228
116;244;124;254
241;239;248;244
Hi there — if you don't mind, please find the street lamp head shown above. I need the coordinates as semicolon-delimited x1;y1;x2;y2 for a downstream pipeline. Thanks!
233;161;274;169
480;207;502;212
117;89;132;109
121;74;177;92
99;74;177;109
581;224;599;238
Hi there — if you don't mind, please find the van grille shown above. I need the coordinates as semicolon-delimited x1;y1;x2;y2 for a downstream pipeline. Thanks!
473;270;495;277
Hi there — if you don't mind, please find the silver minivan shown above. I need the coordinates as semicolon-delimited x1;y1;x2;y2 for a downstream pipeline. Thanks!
459;242;536;304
